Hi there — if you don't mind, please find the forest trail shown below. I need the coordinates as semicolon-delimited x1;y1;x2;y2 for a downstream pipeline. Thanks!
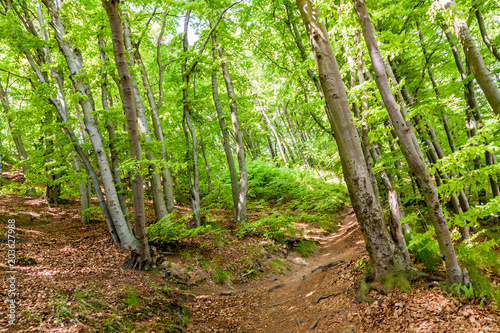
1;190;500;332
185;210;500;333
186;209;365;332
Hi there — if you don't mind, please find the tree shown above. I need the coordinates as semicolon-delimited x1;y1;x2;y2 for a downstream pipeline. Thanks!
296;0;417;291
102;0;152;269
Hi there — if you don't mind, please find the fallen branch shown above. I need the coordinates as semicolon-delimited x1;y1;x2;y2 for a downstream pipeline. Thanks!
313;290;345;305
307;314;326;332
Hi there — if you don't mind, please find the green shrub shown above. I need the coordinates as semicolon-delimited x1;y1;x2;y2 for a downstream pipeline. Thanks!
296;240;318;258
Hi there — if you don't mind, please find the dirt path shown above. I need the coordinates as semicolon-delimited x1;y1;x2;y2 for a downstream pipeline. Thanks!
185;210;500;333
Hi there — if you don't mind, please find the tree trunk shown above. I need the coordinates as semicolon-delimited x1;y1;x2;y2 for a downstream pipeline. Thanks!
103;0;151;269
43;0;136;249
74;155;91;224
181;9;201;227
211;35;239;218
442;1;500;115
297;0;416;285
475;7;500;62
122;14;168;222
200;138;212;196
134;48;175;212
220;46;248;224
354;0;465;285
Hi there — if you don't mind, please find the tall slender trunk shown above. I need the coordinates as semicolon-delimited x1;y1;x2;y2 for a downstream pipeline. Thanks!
103;0;152;269
441;1;500;114
220;47;248;224
211;35;238;218
134;48;175;212
443;25;500;198
43;0;135;249
181;9;201;226
297;0;416;283
24;45;120;245
74;155;91;224
97;35;130;221
474;7;500;62
354;0;465;285
122;14;168;222
200;138;212;196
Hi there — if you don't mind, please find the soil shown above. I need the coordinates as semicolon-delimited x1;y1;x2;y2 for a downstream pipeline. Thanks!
0;171;499;332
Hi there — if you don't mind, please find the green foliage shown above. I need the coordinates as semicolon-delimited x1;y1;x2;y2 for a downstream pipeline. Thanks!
147;213;224;247
246;159;348;212
212;267;232;284
456;233;500;306
118;286;140;308
404;227;442;271
295;240;318;258
237;212;295;241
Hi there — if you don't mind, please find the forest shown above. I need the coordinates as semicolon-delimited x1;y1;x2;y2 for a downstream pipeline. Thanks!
0;0;500;331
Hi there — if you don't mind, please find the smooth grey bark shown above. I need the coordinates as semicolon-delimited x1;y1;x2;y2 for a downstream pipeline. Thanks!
74;155;91;224
0;81;36;196
181;9;201;227
134;47;175;212
200;138;212;195
97;34;130;221
43;0;135;249
122;13;168;222
442;24;500;198
103;0;152;269
23;45;120;245
441;1;500;115
355;0;465;285
220;46;248;224
386;61;472;235
297;0;415;282
475;7;500;62
211;35;238;218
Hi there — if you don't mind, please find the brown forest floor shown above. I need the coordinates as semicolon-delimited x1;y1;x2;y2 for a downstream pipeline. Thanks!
1;172;500;332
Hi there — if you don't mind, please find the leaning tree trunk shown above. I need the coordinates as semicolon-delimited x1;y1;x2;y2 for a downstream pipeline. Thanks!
440;0;500;115
23;44;121;245
475;7;500;62
220;46;248;224
103;0;152;270
211;35;239;219
43;0;136;249
296;0;417;286
355;0;465;285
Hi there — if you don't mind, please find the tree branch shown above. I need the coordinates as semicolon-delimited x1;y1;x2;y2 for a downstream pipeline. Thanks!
186;0;242;75
0;68;35;89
